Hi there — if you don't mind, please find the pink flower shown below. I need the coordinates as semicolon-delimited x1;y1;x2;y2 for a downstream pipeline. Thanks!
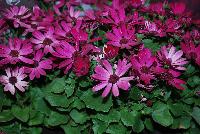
132;0;146;8
156;68;186;90
170;2;186;15
0;38;33;65
3;6;31;28
31;27;59;54
0;68;28;95
55;21;71;39
92;59;134;97
147;2;165;15
181;42;200;66
24;50;52;80
131;48;157;86
157;45;188;71
52;42;76;74
106;25;137;49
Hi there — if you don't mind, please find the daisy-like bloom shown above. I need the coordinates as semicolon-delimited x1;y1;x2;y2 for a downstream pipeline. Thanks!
156;68;186;90
92;59;134;97
52;41;76;74
181;42;200;66
157;45;188;71
24;50;52;80
131;48;157;87
0;38;33;65
3;6;31;28
31;27;59;54
55;21;72;40
106;25;137;49
0;68;29;95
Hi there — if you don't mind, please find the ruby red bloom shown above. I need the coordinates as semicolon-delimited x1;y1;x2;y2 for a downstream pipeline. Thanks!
0;38;33;65
103;45;119;59
73;54;90;77
170;2;186;15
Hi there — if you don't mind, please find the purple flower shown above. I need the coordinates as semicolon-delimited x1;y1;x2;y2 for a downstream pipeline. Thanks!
52;41;76;74
0;38;33;65
131;48;157;87
3;6;31;28
24;50;52;80
0;68;28;95
157;45;188;71
92;59;134;97
31;27;59;54
106;25;137;49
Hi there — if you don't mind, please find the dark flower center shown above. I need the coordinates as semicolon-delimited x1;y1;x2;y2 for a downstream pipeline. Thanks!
160;72;173;81
141;66;149;74
10;50;19;57
120;38;128;44
9;76;17;85
163;59;171;69
109;74;119;84
43;38;53;46
31;24;38;29
33;60;39;68
190;52;197;59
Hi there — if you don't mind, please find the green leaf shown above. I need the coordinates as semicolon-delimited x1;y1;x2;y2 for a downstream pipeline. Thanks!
143;39;162;53
44;111;69;126
187;76;200;87
11;105;29;122
0;110;15;122
121;109;144;133
169;103;184;117
70;109;88;124
106;123;127;134
61;124;81;134
28;112;45;126
70;98;85;110
65;78;75;97
95;110;120;124
49;77;66;93
80;90;113;112
144;118;154;132
192;107;200;126
92;119;108;134
45;94;70;108
152;105;173;127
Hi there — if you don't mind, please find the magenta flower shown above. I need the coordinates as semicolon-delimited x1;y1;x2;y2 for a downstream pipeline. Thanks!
157;45;188;71
3;6;31;28
92;59;134;97
156;68;186;90
52;41;76;74
181;42;200;66
106;25;137;49
131;48;157;86
0;38;33;65
31;27;59;54
0;68;29;95
24;50;52;80
170;2;186;15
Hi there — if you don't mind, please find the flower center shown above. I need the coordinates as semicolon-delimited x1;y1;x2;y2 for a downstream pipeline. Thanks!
10;50;19;57
33;60;39;68
43;38;53;46
160;72;173;81
190;52;197;59
9;76;17;85
31;24;38;29
163;59;171;69
109;74;119;84
120;38;128;44
141;66;149;74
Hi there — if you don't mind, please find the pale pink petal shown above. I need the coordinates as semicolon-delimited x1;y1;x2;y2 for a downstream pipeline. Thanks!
92;82;108;92
102;60;113;74
15;83;25;92
4;84;15;95
112;84;119;97
117;80;130;90
102;83;112;97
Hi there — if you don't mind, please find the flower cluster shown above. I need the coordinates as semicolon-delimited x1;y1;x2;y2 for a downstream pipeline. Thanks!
0;0;199;97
